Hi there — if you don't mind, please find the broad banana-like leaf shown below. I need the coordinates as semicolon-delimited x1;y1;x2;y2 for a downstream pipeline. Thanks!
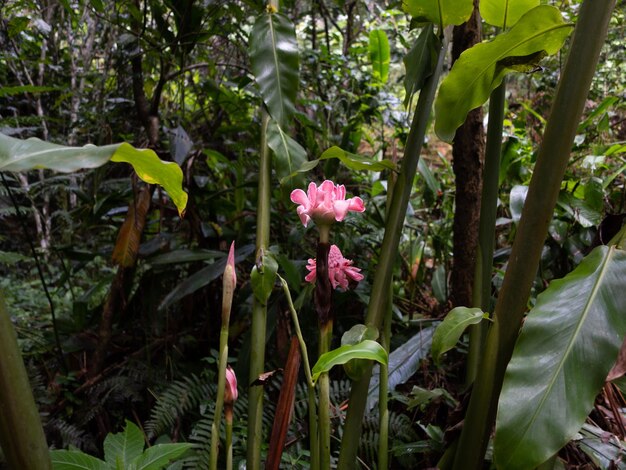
0;133;187;214
132;443;192;469
480;0;539;29
434;6;573;142
403;0;473;27
403;24;440;108
266;119;307;187
50;450;108;470
249;11;299;127
103;420;144;467
311;340;387;384
369;29;390;84
431;307;486;365
495;245;626;470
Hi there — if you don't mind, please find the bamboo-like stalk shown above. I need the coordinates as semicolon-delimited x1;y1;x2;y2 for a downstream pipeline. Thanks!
452;2;616;467
466;81;506;384
337;29;450;469
247;111;272;470
377;296;391;469
0;295;52;469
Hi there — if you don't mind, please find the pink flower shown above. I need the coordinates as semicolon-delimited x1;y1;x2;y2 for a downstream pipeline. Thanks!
290;180;365;228
305;244;364;290
224;365;238;405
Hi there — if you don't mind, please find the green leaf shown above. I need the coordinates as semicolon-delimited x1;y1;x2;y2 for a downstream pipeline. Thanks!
311;340;388;384
132;443;192;470
319;146;396;172
50;450;108;470
0;85;59;97
403;0;474;27
434;6;573;142
250;251;278;305
266;119;307;187
249;11;299;127
431;307;486;365
0;134;188;215
403;25;440;108
341;324;380;381
369;29;390;84
494;246;626;470
479;0;539;29
103;420;145;467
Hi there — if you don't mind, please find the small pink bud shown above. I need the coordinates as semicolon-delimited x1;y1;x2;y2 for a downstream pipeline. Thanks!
222;242;236;324
224;366;238;405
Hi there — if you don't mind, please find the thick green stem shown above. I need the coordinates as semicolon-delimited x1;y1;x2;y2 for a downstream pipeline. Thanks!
0;295;51;469
225;408;233;470
452;2;616;467
338;28;450;469
210;329;229;470
467;80;506;384
377;293;391;470
278;275;319;470
247;111;272;470
318;322;332;469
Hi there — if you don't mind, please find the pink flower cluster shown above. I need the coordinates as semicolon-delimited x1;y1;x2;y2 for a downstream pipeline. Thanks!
290;180;365;228
305;244;364;290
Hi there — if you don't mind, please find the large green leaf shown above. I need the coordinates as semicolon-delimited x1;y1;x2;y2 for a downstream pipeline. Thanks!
494;246;626;470
132;443;192;470
403;0;473;27
403;24;440;108
369;29;390;84
434;6;573;142
249;11;299;127
250;250;278;305
103;420;144;467
50;450;108;470
311;340;388;384
266;119;307;187
0;133;188;214
480;0;539;29
431;307;486;365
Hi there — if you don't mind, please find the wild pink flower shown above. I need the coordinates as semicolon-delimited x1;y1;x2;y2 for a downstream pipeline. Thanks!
305;244;364;290
224;365;238;405
290;180;365;228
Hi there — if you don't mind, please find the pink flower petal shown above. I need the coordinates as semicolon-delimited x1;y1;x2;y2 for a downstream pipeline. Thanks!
332;200;351;221
290;188;309;207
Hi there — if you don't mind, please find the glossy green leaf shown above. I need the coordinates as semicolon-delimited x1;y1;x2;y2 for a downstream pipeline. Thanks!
103;420;144;467
0;133;188;215
431;307;486;365
403;0;473;27
495;246;626;470
369;29;390;84
249;12;299;127
50;450;108;470
480;0;539;28
132;443;192;470
266;119;307;187
311;340;388;384
319;146;396;172
434;6;573;142
403;24;440;108
251;251;278;305
341;324;380;381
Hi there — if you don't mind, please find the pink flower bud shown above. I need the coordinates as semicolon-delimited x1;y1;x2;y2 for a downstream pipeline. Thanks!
290;180;365;228
222;242;236;324
305;244;364;290
224;366;238;406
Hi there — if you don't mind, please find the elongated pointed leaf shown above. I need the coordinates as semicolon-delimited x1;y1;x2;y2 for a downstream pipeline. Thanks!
403;0;473;27
319;146;396;172
0;133;187;214
403;24;439;108
50;450;108;470
311;340;388;384
434;6;573;142
431;307;486;365
480;0;539;29
369;29;390;84
103;420;145;467
249;12;299;127
266;119;307;187
495;246;626;470
133;443;192;470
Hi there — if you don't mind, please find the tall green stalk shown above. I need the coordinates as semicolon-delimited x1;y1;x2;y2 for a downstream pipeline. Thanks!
377;295;391;469
0;295;51;469
452;2;616;467
466;80;506;384
247;112;272;470
337;29;450;469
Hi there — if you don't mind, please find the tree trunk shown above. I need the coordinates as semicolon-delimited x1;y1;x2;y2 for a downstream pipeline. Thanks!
450;2;485;308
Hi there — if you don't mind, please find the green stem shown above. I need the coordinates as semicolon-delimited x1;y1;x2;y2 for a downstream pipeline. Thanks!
247;110;272;470
377;291;391;470
210;329;229;470
0;295;51;469
452;2;616;467
338;28;450;470
278;275;319;470
467;80;506;385
225;408;233;470
318;321;333;470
